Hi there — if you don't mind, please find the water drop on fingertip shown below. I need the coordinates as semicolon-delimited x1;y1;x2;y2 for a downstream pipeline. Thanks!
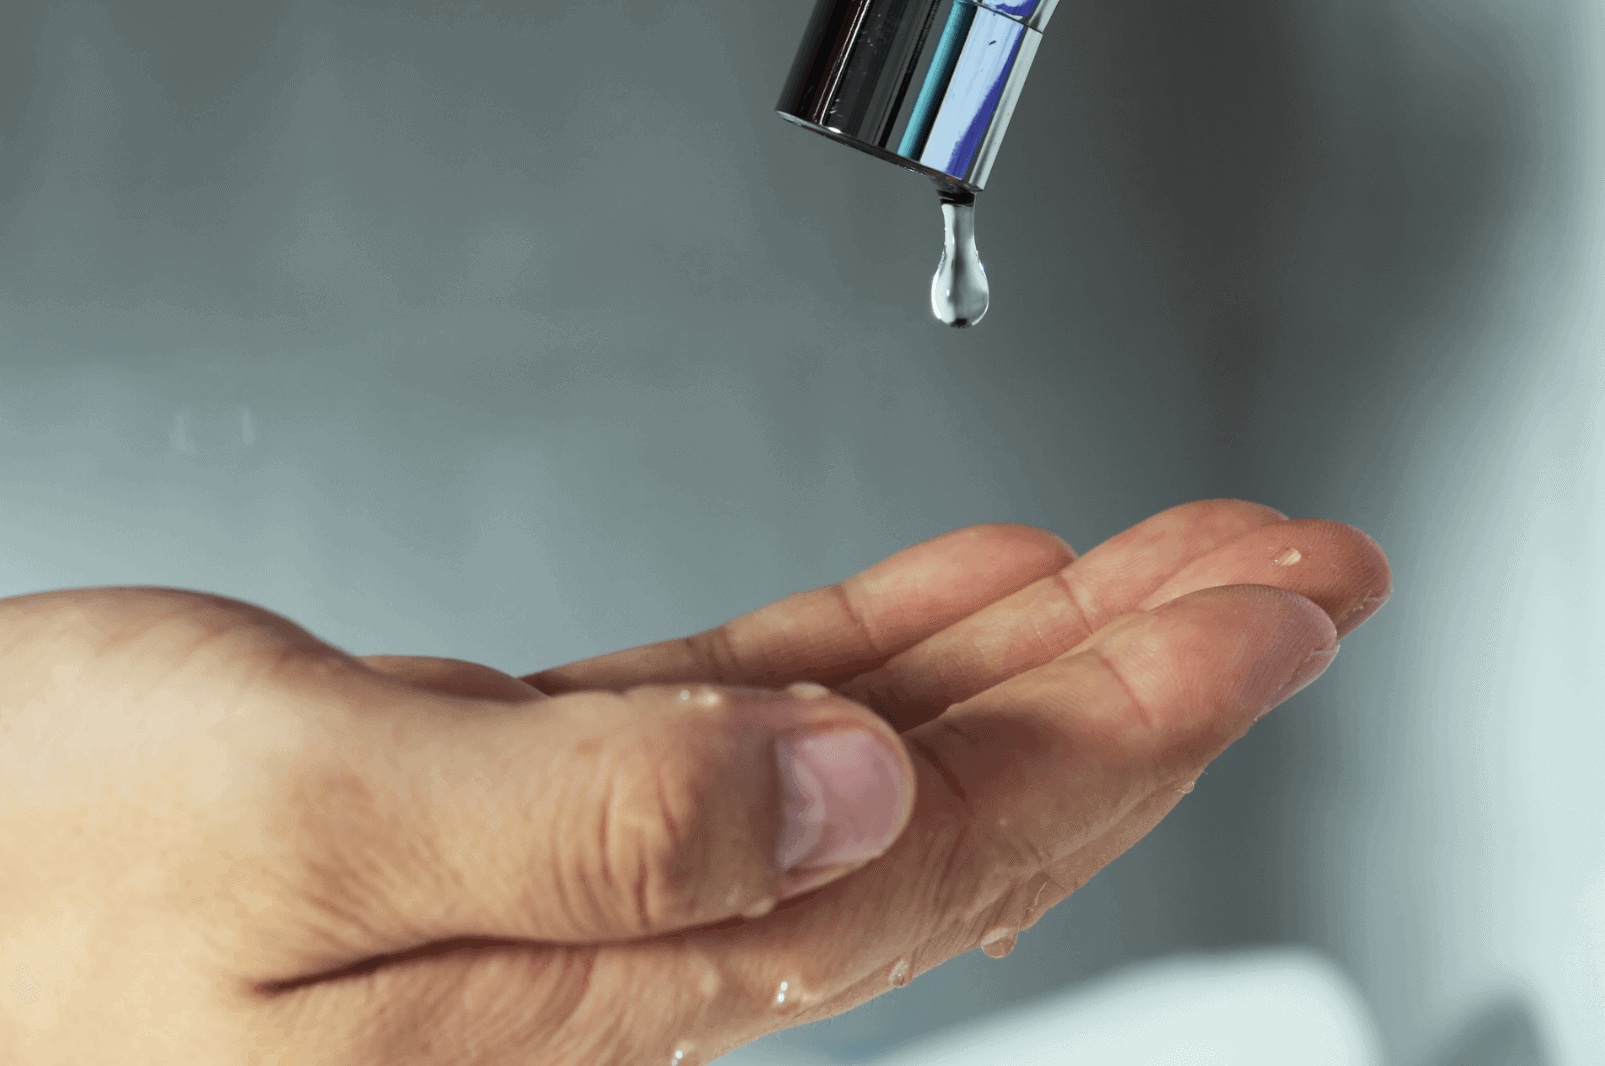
888;957;912;988
741;896;776;919
981;929;1018;958
931;186;989;328
1179;780;1196;795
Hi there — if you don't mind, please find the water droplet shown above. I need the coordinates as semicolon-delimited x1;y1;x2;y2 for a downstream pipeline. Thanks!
684;952;723;999
741;896;776;919
671;1051;685;1065
1273;549;1303;566
888;957;912;988
1178;780;1196;795
775;979;790;1006
786;681;830;700
981;929;1018;958
930;186;989;328
678;689;693;700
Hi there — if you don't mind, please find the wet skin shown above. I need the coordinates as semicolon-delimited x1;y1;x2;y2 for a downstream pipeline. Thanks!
0;499;1390;1064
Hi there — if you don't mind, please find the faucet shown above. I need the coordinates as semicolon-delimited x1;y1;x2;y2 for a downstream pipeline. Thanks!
776;0;1060;196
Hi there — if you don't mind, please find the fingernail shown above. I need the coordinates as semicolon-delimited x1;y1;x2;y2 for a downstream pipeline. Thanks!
773;729;909;873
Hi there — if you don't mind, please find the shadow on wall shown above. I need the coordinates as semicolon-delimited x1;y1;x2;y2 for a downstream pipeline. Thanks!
1429;995;1554;1066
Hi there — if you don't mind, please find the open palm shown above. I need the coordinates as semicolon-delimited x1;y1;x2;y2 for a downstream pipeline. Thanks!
345;498;1391;1063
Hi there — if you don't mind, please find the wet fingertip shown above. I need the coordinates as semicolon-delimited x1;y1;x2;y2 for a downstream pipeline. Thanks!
1202;497;1290;523
1255;642;1342;722
1336;588;1394;634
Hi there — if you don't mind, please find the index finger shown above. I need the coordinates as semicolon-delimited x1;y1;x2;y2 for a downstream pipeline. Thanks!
522;523;1076;693
522;500;1288;697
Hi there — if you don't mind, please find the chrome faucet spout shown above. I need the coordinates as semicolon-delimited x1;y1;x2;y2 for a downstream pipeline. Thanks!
776;0;1059;193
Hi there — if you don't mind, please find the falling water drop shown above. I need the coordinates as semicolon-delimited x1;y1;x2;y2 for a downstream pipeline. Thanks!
888;957;912;988
981;929;1019;959
930;185;989;328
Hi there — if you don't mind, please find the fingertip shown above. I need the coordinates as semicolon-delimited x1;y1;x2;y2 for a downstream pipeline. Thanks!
1131;583;1338;697
957;522;1079;565
1344;524;1394;591
690;682;916;904
1212;497;1290;522
773;725;913;874
1150;581;1335;631
631;680;919;843
1183;498;1290;525
1252;583;1342;647
1295;519;1393;636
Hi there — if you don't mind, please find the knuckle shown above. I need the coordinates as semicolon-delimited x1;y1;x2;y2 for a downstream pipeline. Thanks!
683;624;744;685
0;586;329;692
1051;567;1099;638
831;580;884;658
1083;644;1167;761
589;732;718;934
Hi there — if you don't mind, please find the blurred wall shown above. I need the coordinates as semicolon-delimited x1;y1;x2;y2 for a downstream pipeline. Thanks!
1;1;1598;1063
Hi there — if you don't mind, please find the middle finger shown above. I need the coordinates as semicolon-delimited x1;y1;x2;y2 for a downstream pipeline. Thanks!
840;499;1296;730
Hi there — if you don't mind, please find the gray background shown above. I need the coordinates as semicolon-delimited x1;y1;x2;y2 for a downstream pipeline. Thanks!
2;1;1601;1064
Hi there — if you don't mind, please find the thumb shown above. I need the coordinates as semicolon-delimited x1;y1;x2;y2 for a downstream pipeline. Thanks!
309;679;917;950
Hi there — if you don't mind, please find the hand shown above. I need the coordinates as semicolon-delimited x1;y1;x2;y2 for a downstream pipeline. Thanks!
0;500;1390;1065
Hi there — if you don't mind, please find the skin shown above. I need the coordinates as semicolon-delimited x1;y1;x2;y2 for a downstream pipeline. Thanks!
0;499;1392;1065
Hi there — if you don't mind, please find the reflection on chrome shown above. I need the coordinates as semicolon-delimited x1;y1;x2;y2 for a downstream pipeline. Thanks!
776;0;1055;192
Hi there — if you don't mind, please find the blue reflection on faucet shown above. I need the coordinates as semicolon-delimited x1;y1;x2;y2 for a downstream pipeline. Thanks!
916;8;1028;178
